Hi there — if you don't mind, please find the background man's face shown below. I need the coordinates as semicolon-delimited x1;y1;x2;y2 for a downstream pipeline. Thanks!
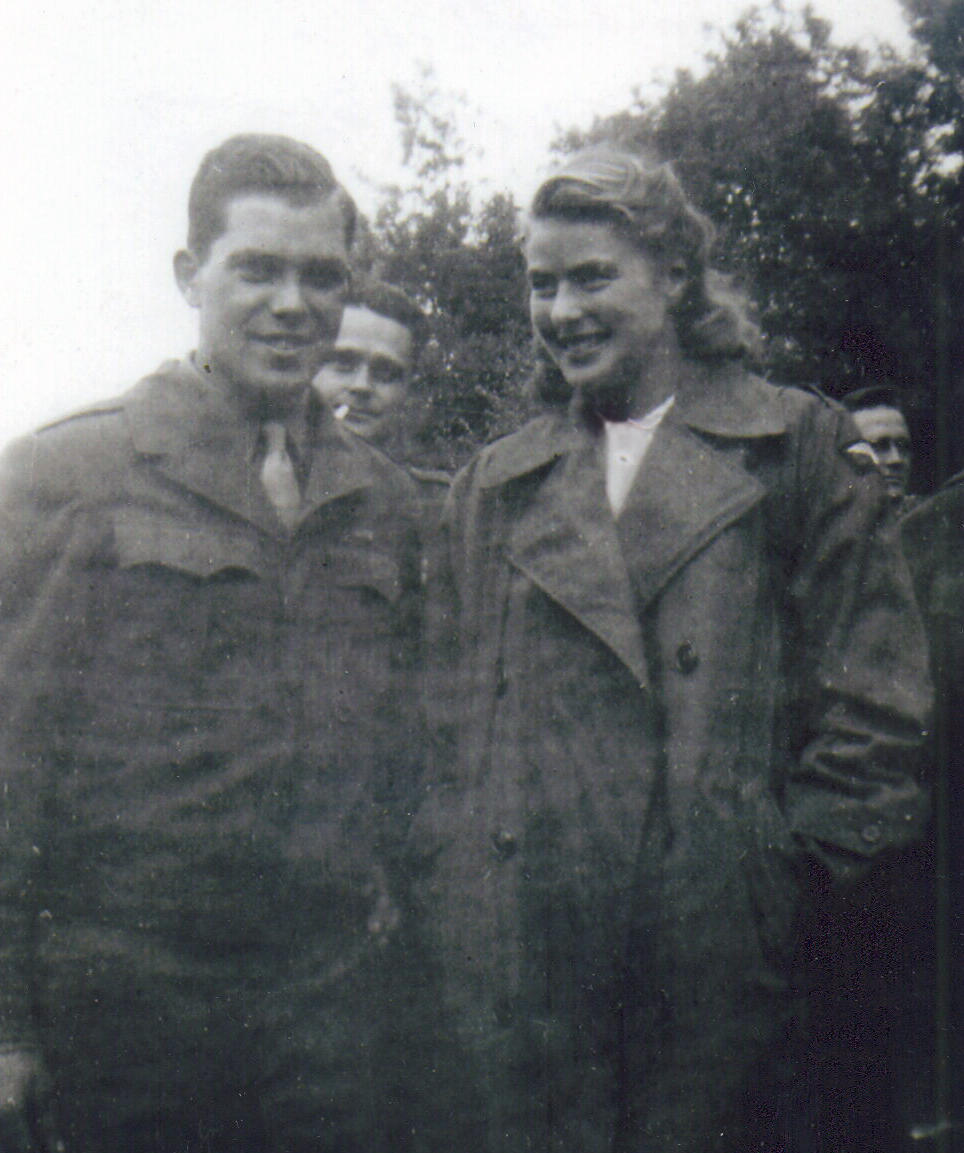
852;405;912;498
315;305;413;446
177;193;349;405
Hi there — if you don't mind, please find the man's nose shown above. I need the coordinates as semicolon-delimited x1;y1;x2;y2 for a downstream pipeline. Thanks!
550;282;583;326
270;272;308;317
346;364;372;394
878;442;903;465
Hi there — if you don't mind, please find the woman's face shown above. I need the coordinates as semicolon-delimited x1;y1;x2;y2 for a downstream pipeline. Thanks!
525;217;680;410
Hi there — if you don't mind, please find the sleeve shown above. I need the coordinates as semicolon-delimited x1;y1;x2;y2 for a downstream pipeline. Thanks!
0;433;93;1044
780;400;931;883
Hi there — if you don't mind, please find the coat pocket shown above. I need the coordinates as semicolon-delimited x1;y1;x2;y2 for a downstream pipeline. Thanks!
738;778;804;971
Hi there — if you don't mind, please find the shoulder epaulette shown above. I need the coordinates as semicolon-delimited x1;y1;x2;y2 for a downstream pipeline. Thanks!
36;399;125;435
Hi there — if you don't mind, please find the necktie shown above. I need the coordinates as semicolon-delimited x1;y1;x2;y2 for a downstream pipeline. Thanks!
260;421;301;529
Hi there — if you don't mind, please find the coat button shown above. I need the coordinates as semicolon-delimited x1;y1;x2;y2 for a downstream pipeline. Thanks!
860;823;882;846
675;642;700;675
490;828;518;861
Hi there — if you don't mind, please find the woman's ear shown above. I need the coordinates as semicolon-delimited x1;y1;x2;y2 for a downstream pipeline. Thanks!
662;260;690;308
173;249;201;308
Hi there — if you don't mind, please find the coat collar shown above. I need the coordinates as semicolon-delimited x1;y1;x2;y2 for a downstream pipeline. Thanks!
485;363;779;682
506;431;649;687
123;359;378;535
479;362;788;491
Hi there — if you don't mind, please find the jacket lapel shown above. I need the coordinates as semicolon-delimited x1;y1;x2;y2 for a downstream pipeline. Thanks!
125;364;282;535
125;365;375;535
505;427;649;687
299;424;375;522
615;404;770;608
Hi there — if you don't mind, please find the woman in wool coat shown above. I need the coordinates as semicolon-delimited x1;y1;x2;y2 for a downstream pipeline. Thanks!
412;146;930;1152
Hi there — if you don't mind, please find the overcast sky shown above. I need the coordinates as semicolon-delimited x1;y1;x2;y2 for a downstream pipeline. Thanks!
2;0;915;447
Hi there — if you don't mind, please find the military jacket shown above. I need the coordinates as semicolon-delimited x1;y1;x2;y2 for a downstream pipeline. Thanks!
0;360;422;1045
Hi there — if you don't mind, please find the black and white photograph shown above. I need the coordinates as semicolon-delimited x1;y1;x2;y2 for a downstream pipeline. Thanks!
0;0;960;1149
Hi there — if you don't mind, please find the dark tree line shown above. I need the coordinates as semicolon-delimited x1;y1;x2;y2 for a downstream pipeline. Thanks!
364;4;964;488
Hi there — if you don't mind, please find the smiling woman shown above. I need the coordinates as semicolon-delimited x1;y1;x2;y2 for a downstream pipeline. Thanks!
414;144;930;1152
525;150;760;413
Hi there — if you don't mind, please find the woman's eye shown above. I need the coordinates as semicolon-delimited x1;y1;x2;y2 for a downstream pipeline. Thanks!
574;271;614;291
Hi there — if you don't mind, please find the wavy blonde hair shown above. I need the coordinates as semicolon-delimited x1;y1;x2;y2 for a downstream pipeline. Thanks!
526;146;761;399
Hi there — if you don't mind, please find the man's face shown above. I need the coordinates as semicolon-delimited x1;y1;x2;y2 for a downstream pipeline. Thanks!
852;405;912;499
176;193;350;406
315;305;413;446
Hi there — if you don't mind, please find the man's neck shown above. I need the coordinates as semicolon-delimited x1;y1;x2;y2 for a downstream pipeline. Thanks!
189;353;311;424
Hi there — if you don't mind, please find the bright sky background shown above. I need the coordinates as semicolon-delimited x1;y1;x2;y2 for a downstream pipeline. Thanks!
1;0;914;448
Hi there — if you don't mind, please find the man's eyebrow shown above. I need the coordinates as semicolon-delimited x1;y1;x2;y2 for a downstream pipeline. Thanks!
370;353;407;373
226;249;278;266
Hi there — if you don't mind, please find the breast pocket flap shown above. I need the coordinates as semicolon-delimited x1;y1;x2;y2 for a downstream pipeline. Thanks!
113;509;265;578
329;547;401;604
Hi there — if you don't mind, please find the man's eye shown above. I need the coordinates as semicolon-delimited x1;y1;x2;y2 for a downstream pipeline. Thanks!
303;262;347;292
371;365;404;385
330;354;360;373
528;277;555;297
236;259;277;283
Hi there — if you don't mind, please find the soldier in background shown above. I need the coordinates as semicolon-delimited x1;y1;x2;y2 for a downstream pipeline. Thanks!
316;279;451;529
843;384;916;510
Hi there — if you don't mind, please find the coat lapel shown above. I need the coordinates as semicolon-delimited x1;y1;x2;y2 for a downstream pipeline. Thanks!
125;363;282;535
615;409;768;608
125;364;375;536
298;425;375;522
505;428;649;687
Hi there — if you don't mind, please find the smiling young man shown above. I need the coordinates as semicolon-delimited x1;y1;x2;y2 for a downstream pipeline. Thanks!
0;135;422;1153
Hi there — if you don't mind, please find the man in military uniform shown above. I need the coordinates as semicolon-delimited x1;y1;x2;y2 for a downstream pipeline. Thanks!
843;384;916;510
0;134;421;1152
315;279;450;527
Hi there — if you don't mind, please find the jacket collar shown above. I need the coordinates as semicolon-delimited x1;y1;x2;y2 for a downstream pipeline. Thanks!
506;429;649;686
124;358;378;535
480;362;787;491
487;362;779;683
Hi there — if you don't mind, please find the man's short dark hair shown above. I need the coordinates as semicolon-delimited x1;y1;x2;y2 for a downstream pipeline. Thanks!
842;385;906;414
346;279;428;354
187;134;357;261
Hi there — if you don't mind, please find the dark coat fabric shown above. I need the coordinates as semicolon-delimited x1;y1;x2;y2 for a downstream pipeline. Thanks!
902;479;964;1146
413;365;930;1153
0;360;422;1152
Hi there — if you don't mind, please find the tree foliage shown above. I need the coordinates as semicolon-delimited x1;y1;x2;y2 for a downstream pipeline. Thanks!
364;67;533;470
371;8;964;484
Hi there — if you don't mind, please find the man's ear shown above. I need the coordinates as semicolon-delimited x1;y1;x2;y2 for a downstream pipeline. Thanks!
173;249;201;307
